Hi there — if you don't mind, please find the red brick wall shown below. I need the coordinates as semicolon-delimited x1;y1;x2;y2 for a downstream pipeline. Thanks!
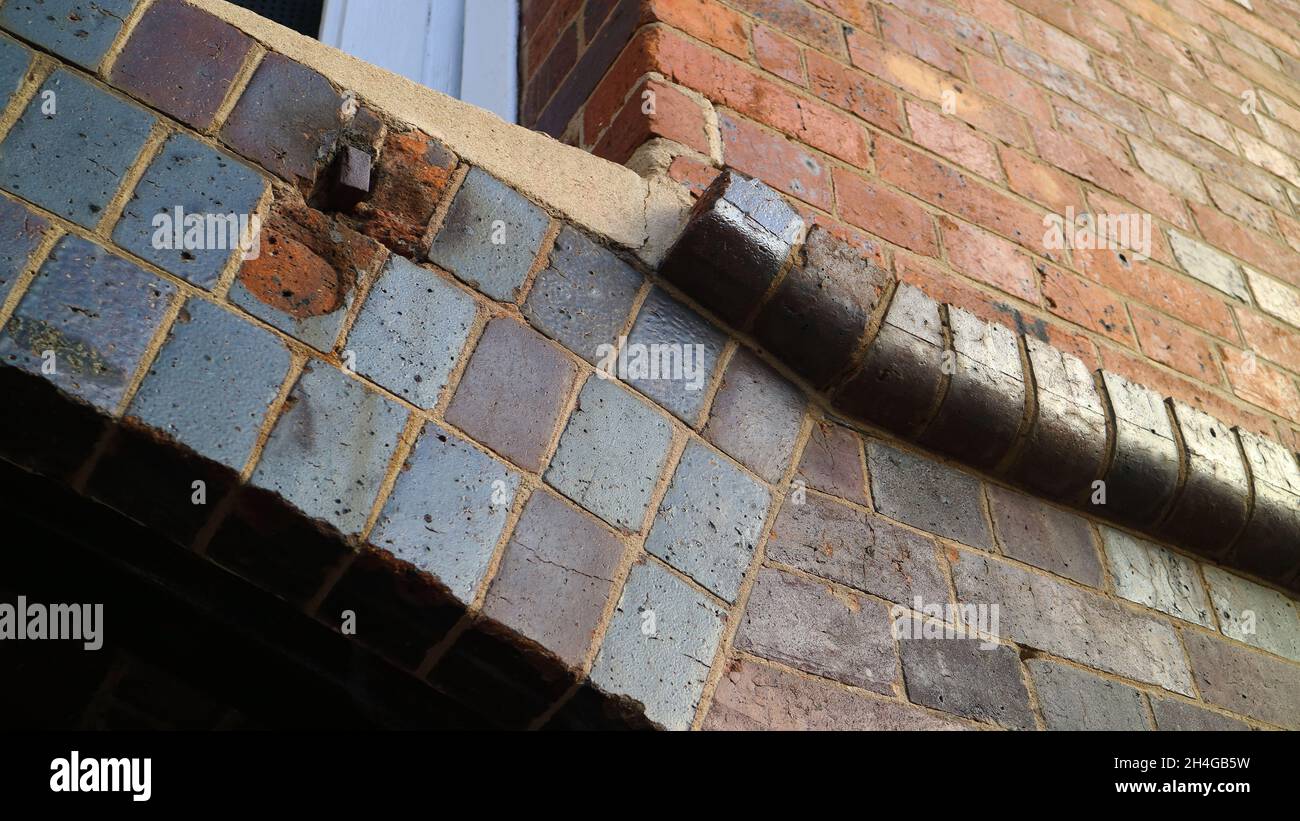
521;0;1300;450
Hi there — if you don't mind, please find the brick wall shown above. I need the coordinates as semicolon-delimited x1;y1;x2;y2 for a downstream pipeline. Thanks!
0;0;1296;730
522;0;1300;453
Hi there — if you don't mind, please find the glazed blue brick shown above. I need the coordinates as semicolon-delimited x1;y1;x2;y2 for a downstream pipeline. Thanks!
250;362;407;536
112;133;266;289
623;287;727;423
522;226;641;363
0;194;47;305
345;255;477;407
127;298;290;471
0;68;154;228
645;441;771;602
590;561;727;730
370;422;520;603
227;276;350;354
0;234;175;412
428;168;549;302
544;375;673;531
0;0;138;69
0;32;32;106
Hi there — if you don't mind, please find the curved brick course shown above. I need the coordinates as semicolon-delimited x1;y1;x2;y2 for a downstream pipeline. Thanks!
0;0;1296;731
660;168;1300;586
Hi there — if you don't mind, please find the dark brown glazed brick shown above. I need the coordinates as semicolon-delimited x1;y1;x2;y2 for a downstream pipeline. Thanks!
445;318;576;472
1007;337;1107;501
1231;429;1300;581
919;306;1026;470
349;129;457;257
834;284;946;439
659;170;803;329
481;488;624;668
1158;400;1250;557
752;226;890;389
221;53;343;188
1096;371;1180;528
795;420;867;505
899;638;1036;729
109;0;254;130
702;348;806;483
987;484;1102;586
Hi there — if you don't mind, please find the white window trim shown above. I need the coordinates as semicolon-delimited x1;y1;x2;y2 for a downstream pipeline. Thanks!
319;0;518;123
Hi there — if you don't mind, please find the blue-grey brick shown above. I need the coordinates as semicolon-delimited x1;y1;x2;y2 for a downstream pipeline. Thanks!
590;561;727;730
0;234;174;412
1202;564;1300;662
112;133;266;289
545;375;673;531
1027;658;1151;730
736;566;898;693
522;226;641;363
0;0;137;69
428;168;548;302
868;440;993;549
952;550;1195;694
645;441;771;602
0;194;48;305
622;287;726;423
703;349;806;483
1102;526;1213;627
1149;696;1249;731
0;68;154;228
126;298;290;471
0;32;32;106
370;422;519;602
345;255;476;407
250;362;407;535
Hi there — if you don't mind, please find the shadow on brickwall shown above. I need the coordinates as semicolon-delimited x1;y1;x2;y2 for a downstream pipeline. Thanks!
0;367;653;731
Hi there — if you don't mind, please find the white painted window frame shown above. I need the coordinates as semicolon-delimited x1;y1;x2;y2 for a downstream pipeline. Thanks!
319;0;519;123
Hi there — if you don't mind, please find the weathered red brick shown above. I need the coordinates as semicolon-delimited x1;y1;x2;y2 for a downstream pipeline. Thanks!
728;0;846;56
905;101;1002;182
940;216;1039;303
1129;304;1220;383
999;146;1085;214
878;3;966;78
644;0;750;59
833;168;938;256
1221;345;1300;419
1236;309;1300;373
348;130;457;258
719;111;832;209
876;135;1049;255
1072;247;1238;342
753;25;805;85
592;78;711;163
1041;265;1134;345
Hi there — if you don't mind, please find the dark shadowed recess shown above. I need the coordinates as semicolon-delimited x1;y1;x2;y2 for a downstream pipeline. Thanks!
0;366;652;731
